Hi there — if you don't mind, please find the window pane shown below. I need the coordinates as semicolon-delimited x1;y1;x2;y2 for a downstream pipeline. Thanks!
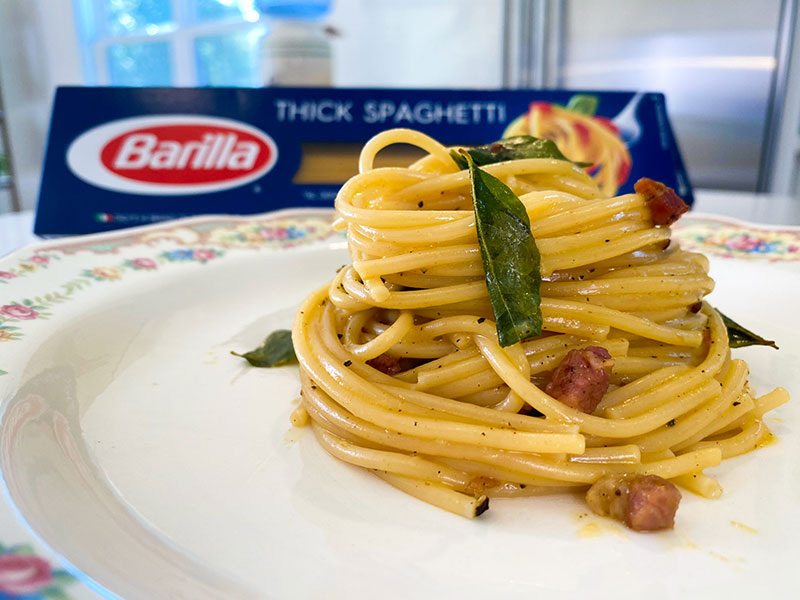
195;30;265;86
194;0;260;22
104;0;174;35
107;42;173;86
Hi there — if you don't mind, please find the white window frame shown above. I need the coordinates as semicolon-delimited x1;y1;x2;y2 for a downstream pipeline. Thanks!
81;0;266;87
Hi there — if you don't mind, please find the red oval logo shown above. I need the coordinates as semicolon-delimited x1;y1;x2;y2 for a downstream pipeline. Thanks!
100;124;274;185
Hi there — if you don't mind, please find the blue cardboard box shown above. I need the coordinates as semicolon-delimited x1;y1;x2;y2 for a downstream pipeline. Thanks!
35;87;691;234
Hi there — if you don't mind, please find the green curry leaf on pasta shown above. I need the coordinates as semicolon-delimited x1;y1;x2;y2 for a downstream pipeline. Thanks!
463;151;543;347
450;135;592;170
716;309;778;349
231;329;298;367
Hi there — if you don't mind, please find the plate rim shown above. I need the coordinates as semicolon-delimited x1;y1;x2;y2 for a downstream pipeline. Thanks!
2;209;799;265
2;207;339;264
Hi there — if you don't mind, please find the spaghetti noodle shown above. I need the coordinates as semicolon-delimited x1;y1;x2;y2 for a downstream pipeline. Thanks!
291;128;788;522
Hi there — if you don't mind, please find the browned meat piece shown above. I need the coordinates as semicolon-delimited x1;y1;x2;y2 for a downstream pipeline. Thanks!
586;474;682;531
366;353;403;375
545;346;614;413
585;474;629;522
626;475;682;531
634;177;689;226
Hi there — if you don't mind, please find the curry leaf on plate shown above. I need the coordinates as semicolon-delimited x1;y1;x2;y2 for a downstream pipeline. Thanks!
231;329;298;367
716;309;778;349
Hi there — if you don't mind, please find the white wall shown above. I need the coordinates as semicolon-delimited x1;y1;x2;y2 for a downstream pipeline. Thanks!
328;0;503;89
0;0;83;212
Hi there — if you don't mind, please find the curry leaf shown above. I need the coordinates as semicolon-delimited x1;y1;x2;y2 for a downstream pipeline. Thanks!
464;152;542;347
450;135;592;170
231;329;298;367
565;94;599;116
716;309;778;349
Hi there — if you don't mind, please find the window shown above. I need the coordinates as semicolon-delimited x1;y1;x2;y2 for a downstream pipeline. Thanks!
74;0;267;87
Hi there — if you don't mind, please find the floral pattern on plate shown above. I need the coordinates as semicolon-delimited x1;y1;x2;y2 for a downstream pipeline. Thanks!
0;254;62;286
0;542;76;600
673;215;800;261
0;211;340;345
45;213;338;256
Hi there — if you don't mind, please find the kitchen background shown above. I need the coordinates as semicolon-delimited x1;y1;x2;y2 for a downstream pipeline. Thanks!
0;0;798;215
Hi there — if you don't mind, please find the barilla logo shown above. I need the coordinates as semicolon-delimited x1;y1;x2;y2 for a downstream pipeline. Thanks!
66;115;278;195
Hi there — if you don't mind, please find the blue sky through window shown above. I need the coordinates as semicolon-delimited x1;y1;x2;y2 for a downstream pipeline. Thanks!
107;40;173;85
195;29;265;86
75;0;266;86
104;0;174;35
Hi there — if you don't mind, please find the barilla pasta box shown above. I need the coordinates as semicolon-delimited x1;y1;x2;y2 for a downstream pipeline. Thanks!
35;87;692;234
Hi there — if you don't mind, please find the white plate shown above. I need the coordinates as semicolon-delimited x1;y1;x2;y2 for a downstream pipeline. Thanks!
0;210;799;600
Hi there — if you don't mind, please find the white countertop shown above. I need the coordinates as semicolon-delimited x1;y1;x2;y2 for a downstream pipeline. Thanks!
691;189;800;225
2;189;798;257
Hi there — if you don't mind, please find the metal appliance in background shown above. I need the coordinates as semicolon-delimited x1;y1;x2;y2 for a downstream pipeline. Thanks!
502;0;798;196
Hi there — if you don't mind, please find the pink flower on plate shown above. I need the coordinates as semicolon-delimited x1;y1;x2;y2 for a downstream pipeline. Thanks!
260;227;288;240
192;249;217;262
726;234;762;252
28;255;50;265
92;267;121;280
131;257;158;270
0;553;53;595
0;271;16;280
0;304;39;320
